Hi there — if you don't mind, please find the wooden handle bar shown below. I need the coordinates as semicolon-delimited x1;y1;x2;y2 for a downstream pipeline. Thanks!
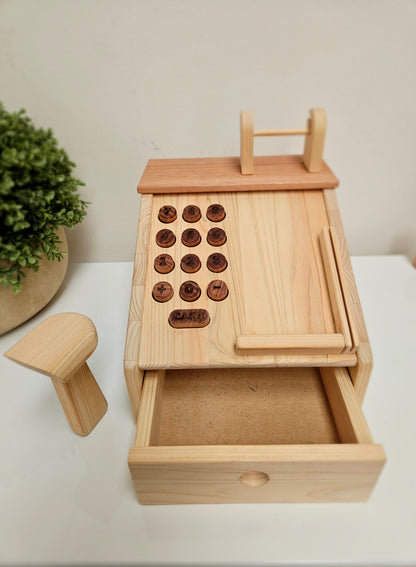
236;333;345;355
254;129;309;137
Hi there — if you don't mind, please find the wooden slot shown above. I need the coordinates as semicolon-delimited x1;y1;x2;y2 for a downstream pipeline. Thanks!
235;333;345;356
319;227;353;352
329;227;360;353
128;367;385;504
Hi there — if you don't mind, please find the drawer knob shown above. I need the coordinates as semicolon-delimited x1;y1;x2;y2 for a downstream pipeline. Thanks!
239;471;270;487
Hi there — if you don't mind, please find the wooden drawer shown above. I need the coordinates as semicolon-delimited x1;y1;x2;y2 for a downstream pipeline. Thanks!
128;366;385;504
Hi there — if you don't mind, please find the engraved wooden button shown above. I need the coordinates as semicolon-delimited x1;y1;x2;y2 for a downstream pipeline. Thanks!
181;253;201;273
158;205;177;223
168;309;210;329
207;227;226;246
179;281;201;302
156;229;176;248
152;281;174;302
207;280;228;301
207;204;226;222
182;205;201;223
154;254;175;274
181;228;201;247
207;253;227;273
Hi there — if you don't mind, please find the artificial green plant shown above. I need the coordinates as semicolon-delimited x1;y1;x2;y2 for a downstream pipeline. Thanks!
0;102;88;292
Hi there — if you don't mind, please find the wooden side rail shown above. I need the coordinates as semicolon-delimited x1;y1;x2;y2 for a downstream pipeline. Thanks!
319;226;360;354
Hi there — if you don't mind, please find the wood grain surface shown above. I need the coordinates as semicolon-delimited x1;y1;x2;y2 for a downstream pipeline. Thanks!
138;190;356;369
138;155;339;194
323;189;373;404
129;366;385;504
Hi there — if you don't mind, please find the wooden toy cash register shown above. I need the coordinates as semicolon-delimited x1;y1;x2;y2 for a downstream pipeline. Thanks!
125;109;385;504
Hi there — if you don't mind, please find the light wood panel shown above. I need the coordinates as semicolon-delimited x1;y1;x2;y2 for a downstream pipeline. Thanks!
5;312;97;382
240;111;254;174
124;195;152;419
134;370;165;447
329;226;360;353
319;226;353;352
303;108;326;172
320;367;373;444
137;155;339;194
236;333;345;355
138;190;356;369
129;444;385;504
5;313;107;436
52;363;107;436
323;189;373;404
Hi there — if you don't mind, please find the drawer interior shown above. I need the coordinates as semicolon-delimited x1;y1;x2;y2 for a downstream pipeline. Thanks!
155;367;339;446
130;366;385;504
133;365;375;449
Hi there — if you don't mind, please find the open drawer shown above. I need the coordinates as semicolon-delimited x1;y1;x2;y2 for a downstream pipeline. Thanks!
128;366;385;504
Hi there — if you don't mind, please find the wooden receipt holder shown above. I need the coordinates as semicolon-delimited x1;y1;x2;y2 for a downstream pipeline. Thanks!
240;108;326;174
5;313;108;436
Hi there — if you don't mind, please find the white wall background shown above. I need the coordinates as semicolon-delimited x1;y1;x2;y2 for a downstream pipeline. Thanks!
1;0;415;261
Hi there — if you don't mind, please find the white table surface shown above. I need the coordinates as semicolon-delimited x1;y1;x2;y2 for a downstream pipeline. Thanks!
1;256;415;566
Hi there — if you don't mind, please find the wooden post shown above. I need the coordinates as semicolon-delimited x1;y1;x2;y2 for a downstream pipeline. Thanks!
240;110;254;175
303;108;326;172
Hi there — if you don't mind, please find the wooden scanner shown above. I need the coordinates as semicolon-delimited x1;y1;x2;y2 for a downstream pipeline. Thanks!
125;109;385;504
5;313;107;436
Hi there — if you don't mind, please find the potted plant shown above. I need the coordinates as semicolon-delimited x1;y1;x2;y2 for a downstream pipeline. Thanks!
0;102;88;334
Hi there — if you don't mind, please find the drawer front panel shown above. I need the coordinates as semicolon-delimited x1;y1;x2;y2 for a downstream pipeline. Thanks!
129;445;385;505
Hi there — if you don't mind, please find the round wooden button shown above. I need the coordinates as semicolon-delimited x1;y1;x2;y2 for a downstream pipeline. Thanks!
154;254;175;274
158;205;177;224
182;205;201;223
152;281;174;303
207;253;227;273
179;281;201;302
207;204;225;222
181;253;201;274
156;229;176;248
207;280;228;301
207;227;226;246
181;228;201;247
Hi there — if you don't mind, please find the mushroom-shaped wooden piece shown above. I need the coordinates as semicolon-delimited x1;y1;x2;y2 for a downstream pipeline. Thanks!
4;313;107;436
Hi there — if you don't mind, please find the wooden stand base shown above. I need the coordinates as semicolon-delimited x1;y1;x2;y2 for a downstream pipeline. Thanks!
52;363;108;436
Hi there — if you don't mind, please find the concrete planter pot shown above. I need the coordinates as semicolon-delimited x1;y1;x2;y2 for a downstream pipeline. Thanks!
0;227;68;335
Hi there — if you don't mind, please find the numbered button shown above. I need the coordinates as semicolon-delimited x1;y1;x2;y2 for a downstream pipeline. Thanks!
181;254;201;274
183;205;201;223
156;229;176;248
207;204;225;222
182;228;201;247
207;228;226;246
207;280;228;301
158;205;177;223
180;281;201;302
152;281;174;303
207;253;227;273
154;254;175;274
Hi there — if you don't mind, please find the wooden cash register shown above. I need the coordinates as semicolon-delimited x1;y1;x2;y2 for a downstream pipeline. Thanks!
124;109;385;504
